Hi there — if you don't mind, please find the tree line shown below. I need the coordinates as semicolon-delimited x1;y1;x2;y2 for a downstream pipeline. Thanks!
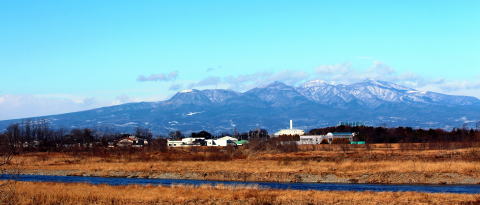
0;120;270;152
1;120;157;152
3;119;479;153
309;125;480;143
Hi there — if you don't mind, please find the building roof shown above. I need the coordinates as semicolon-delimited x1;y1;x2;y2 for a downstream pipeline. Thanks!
274;129;305;136
218;136;238;141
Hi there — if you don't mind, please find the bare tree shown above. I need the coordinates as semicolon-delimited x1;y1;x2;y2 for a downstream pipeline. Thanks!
0;134;14;168
135;127;153;141
0;132;17;203
169;130;183;139
462;123;469;130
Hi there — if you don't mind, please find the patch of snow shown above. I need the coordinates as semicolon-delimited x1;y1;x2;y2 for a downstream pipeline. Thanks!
408;90;427;94
168;121;179;125
179;89;194;93
457;116;476;123
186;112;202;116
230;120;236;127
115;122;138;127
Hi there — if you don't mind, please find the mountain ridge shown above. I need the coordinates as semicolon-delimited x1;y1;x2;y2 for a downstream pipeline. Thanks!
1;80;479;134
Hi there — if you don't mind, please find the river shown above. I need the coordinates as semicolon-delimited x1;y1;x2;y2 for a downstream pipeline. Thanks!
2;174;480;194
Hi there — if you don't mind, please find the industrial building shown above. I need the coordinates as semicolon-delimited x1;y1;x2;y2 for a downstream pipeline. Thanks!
273;120;356;144
167;137;205;147
274;120;305;136
298;133;356;144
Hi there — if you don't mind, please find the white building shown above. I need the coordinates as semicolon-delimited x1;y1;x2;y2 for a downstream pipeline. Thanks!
206;136;238;146
297;135;328;145
167;137;205;147
296;132;356;145
274;120;305;136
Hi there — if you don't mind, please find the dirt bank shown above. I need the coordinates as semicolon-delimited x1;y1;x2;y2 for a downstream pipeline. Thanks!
10;169;480;185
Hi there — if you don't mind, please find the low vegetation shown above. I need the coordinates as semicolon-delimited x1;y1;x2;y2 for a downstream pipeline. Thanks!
5;143;480;184
1;181;479;205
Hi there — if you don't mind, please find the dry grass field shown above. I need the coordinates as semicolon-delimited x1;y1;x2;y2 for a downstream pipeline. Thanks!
1;181;479;205
5;143;480;184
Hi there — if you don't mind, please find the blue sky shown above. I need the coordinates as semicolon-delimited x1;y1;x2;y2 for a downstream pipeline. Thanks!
1;0;479;120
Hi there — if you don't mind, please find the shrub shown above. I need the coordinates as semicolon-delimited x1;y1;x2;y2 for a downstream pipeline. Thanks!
331;138;350;144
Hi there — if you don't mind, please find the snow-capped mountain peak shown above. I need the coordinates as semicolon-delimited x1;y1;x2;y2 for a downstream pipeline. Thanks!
179;89;195;93
301;80;337;88
297;79;479;107
355;79;413;91
200;89;239;103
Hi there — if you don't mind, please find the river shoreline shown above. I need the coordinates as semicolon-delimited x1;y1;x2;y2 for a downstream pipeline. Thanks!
7;149;480;186
3;173;480;194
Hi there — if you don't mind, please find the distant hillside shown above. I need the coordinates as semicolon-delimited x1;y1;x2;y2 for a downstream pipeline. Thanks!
1;80;479;134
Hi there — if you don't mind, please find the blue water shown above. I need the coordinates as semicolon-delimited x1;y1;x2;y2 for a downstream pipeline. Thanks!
2;174;480;194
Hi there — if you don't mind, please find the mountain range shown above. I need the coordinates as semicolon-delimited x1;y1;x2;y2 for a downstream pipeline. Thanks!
1;80;479;134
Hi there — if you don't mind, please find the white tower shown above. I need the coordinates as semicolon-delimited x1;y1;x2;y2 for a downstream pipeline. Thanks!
290;120;293;129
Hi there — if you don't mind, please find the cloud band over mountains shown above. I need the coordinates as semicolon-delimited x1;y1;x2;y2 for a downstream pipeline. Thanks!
137;71;178;82
179;61;480;98
1;61;479;121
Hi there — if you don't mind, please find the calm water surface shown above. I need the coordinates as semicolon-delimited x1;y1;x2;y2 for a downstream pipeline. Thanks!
2;174;480;194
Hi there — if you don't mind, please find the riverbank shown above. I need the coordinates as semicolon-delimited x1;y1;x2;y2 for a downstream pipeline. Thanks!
11;167;480;185
6;146;480;185
3;181;480;204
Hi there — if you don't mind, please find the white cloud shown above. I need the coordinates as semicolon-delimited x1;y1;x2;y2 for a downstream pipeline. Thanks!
169;84;183;91
188;76;222;88
222;70;309;91
137;71;178;82
0;93;173;120
311;61;480;98
315;63;352;75
110;94;167;106
438;81;480;91
169;62;479;99
113;95;132;105
2;61;479;121
416;80;480;97
0;94;106;120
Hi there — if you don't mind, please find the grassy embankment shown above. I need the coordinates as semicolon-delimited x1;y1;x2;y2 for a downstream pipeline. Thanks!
6;143;480;184
1;181;479;205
